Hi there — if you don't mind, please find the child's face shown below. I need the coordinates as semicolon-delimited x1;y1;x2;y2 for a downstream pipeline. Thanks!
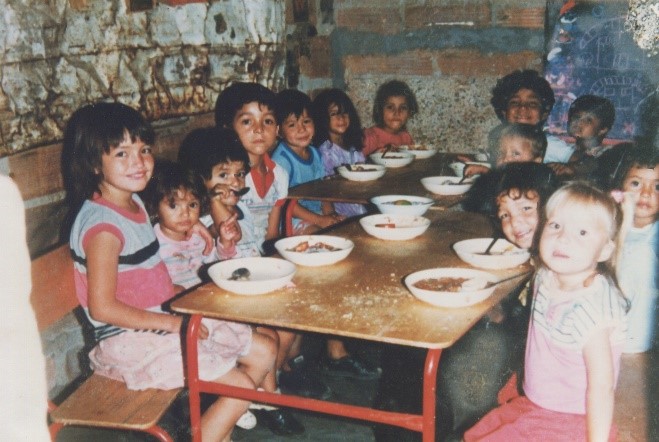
504;88;545;125
328;103;350;138
496;190;540;249
622;165;659;228
100;134;154;196
496;135;540;166
158;187;201;241
382;95;410;134
280;109;315;151
204;161;247;206
568;111;607;141
539;204;614;286
232;101;278;158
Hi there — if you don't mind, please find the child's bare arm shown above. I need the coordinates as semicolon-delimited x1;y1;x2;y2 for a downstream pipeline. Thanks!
217;212;242;250
463;164;490;177
266;205;283;240
321;200;336;215
85;231;182;334
583;327;615;442
292;203;345;229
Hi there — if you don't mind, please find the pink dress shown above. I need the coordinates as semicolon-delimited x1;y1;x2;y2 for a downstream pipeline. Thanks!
362;126;414;156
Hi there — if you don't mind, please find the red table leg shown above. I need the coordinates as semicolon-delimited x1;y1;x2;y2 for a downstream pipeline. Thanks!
422;348;442;442
185;314;203;442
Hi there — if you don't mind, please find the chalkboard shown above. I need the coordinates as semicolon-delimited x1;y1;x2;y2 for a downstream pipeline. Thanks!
544;2;656;141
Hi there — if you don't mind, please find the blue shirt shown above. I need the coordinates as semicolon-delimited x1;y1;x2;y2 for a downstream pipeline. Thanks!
272;141;324;216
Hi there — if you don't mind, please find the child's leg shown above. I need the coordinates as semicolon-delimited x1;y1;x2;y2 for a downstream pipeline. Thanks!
201;368;256;442
237;330;277;390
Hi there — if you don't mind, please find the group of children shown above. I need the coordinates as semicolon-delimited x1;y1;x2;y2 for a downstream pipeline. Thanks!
60;68;656;441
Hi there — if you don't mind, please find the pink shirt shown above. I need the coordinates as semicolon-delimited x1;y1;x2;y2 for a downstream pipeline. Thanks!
362;126;414;156
523;269;627;414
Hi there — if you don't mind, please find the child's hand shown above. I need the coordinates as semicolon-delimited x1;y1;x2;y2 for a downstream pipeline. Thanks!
209;183;232;199
218;212;242;246
456;154;474;163
547;162;574;176
187;222;214;255
317;213;346;228
464;164;490;177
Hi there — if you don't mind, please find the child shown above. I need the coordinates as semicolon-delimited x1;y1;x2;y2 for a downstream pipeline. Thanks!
61;102;276;442
178;127;261;259
362;79;419;156
311;88;368;218
272;88;345;234
215;82;333;403
465;182;628;441
613;146;658;353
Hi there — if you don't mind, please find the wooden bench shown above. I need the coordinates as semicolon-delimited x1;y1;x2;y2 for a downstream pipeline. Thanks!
32;245;181;442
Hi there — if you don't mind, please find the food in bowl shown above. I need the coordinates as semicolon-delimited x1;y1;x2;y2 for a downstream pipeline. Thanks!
370;194;434;216
274;235;354;266
287;240;341;253
421;176;474;196
412;276;490;292
336;164;386;181
452;238;530;269
369;151;414;168
404;267;497;307
208;257;296;295
399;144;438;159
359;214;430;240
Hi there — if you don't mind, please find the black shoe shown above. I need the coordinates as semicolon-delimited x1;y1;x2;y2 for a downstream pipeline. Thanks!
254;408;305;436
278;355;332;400
322;356;382;380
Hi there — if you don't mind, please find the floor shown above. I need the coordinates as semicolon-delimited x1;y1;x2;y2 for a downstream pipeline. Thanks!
56;340;657;442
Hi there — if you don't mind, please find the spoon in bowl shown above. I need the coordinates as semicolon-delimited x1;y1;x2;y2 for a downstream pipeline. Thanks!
229;267;250;281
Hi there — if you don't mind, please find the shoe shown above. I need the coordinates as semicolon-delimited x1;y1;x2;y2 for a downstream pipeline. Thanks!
254;408;305;435
278;355;332;400
235;410;257;430
322;356;382;380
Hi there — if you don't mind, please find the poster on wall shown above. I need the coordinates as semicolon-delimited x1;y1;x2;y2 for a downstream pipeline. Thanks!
544;2;656;141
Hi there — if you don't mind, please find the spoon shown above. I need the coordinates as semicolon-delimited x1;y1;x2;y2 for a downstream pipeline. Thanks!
482;237;500;255
232;187;250;197
229;267;250;281
381;144;393;159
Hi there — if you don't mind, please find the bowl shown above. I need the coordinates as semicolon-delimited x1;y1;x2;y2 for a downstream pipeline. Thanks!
399;144;438;159
369;151;414;168
453;238;530;269
449;161;491;177
370;194;434;216
359;214;430;241
404;267;498;308
275;235;355;267
207;257;296;295
336;164;386;181
421;176;474;196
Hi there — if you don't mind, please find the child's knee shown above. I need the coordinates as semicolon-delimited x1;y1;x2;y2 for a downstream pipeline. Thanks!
252;333;278;365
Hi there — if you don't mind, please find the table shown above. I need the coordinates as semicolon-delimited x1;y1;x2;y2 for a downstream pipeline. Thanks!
171;210;531;442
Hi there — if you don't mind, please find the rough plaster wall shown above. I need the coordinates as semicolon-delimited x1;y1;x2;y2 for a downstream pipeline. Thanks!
0;0;286;155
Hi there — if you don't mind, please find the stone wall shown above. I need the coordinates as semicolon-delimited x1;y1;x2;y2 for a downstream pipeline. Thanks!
0;0;286;256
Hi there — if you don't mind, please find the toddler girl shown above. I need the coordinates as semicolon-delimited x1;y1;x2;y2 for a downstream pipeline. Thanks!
613;146;658;353
362;79;419;156
272;89;345;234
311;88;367;218
465;182;628;441
62;102;276;442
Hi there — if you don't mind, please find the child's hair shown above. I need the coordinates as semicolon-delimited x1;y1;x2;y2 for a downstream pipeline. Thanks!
488;123;548;162
61;102;155;235
372;79;419;128
214;82;277;128
543;181;622;280
492;162;558;218
178;127;250;182
311;88;363;150
568;95;616;131
274;89;312;126
141;158;206;224
490;69;555;123
611;143;659;188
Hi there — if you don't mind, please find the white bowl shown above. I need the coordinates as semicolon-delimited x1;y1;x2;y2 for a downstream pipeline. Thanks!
453;238;530;269
449;161;491;177
359;214;430;241
370;194;434;216
275;235;354;267
369;151;414;168
421;176;474;196
404;267;498;308
337;164;386;181
399;144;438;159
207;257;296;295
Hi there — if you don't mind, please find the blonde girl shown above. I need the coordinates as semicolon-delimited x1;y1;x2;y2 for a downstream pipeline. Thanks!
465;182;628;442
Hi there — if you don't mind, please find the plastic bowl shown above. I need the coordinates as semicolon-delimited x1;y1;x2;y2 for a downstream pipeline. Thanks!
337;164;386;181
452;238;530;269
404;267;498;308
370;195;434;216
207;257;296;295
359;214;430;241
449;161;491;177
369;151;414;168
275;235;354;267
399;144;438;159
421;176;474;196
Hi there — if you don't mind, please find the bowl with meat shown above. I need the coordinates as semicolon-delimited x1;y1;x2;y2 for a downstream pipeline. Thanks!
208;257;296;295
359;214;430;240
453;238;530;269
337;164;386;181
421;176;474;195
275;235;355;267
370;194;434;216
369;151;414;168
404;267;498;307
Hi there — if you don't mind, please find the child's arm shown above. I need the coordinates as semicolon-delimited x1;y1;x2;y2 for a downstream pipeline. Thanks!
216;212;242;259
265;205;283;240
321;201;336;215
583;327;616;442
292;203;345;229
86;231;182;334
